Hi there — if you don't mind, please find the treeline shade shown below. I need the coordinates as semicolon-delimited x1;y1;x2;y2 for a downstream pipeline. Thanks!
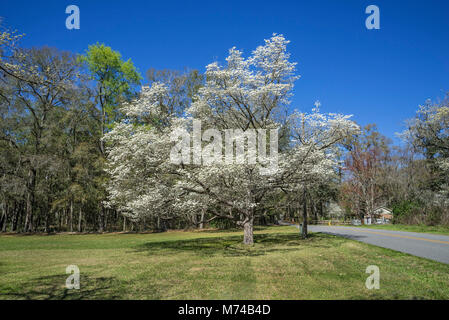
1;26;448;238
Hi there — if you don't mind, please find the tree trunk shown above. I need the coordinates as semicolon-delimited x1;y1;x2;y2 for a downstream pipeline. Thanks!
311;201;318;223
69;200;73;232
0;202;7;232
104;209;108;231
16;202;23;232
192;212;197;227
123;216;126;232
243;216;254;245
200;209;205;229
98;206;104;232
78;207;82;232
44;212;49;233
301;189;308;239
11;202;19;231
58;210;62;231
24;168;36;232
319;201;323;220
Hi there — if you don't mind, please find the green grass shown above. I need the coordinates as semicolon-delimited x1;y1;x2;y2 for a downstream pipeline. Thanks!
355;224;449;236
0;226;448;300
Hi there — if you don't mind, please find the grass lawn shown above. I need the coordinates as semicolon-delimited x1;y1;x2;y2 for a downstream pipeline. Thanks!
0;225;448;300
355;224;449;236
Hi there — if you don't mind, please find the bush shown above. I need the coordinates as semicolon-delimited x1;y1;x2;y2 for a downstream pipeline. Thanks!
391;200;421;224
391;199;449;226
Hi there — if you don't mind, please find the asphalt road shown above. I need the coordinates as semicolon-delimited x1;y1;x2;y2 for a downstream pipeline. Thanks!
307;225;449;264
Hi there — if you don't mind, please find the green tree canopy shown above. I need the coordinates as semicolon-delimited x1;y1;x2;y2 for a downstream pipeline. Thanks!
78;43;142;134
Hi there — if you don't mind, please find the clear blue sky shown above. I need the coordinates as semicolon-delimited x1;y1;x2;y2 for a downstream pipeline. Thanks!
1;0;449;144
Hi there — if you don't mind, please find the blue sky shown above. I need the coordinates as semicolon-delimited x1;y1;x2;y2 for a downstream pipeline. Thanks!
1;0;449;144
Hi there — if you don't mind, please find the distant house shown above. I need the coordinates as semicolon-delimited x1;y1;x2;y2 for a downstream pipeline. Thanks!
373;206;393;220
362;206;393;225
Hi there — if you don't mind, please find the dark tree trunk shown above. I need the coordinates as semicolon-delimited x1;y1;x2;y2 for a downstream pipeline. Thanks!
58;210;62;231
311;201;318;223
0;202;7;232
24;168;36;232
192;212;197;227
104;209;108;231
98;206;104;232
78;207;83;232
11;202;19;231
319;201;323;219
243;215;254;245
301;189;308;239
199;209;205;229
16;202;24;232
44;212;50;233
69;200;73;232
35;209;41;232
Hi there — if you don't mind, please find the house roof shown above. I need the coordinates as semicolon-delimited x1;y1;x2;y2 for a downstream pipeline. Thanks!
374;206;392;213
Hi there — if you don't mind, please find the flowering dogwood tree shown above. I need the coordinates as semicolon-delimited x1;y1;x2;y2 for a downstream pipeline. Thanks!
279;108;359;237
105;34;358;244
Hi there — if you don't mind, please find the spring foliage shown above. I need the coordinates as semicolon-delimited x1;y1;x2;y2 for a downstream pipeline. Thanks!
104;35;359;243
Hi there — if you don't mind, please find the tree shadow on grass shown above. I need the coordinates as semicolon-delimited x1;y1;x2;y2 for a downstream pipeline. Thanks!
193;226;271;234
135;232;347;257
0;274;124;300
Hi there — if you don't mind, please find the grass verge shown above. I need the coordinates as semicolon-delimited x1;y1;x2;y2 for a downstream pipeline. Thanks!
355;224;449;236
0;226;448;299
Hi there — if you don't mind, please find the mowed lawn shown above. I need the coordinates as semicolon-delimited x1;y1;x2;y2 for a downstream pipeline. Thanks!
355;224;449;236
0;226;448;300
